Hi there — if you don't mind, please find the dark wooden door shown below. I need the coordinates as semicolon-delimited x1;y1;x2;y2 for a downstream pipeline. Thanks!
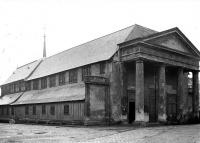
129;102;135;123
149;89;156;122
128;90;135;123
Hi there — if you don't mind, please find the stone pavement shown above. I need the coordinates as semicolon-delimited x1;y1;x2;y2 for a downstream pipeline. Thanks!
0;123;200;143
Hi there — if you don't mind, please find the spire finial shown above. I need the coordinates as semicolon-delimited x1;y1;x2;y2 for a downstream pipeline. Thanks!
43;25;46;58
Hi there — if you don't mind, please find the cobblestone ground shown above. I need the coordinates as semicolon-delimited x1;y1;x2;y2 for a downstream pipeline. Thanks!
0;123;200;143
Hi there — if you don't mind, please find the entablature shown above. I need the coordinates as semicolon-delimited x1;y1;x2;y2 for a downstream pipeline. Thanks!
120;42;199;70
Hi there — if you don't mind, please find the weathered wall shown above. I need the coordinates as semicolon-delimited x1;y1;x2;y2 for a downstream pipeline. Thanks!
88;85;106;120
109;61;122;122
0;102;84;121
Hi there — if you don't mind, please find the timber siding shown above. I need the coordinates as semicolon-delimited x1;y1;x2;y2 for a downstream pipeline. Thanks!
0;101;84;122
14;102;85;121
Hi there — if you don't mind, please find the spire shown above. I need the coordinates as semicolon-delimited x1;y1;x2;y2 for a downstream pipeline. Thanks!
43;33;46;58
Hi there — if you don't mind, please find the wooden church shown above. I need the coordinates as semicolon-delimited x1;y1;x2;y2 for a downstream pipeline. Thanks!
0;24;199;125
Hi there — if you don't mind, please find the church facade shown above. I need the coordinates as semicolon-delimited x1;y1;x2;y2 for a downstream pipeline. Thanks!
0;24;199;125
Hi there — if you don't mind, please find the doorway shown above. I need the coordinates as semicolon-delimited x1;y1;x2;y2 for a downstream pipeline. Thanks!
128;90;135;123
129;102;135;123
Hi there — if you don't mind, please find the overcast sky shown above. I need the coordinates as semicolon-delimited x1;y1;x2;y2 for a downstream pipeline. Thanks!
0;0;200;85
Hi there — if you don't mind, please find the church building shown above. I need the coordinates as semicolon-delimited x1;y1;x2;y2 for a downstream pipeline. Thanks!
0;24;199;125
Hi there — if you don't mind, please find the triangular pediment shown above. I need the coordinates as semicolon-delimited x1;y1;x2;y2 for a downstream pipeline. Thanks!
144;30;200;57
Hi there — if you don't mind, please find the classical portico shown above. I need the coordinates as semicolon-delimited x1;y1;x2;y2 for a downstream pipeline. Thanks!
118;28;200;123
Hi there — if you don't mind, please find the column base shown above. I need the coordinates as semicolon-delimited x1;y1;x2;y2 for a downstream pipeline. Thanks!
135;112;149;122
158;114;167;122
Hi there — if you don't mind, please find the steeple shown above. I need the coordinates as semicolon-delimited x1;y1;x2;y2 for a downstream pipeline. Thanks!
43;33;46;58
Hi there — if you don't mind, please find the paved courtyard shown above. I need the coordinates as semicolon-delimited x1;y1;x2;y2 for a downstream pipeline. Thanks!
0;123;200;143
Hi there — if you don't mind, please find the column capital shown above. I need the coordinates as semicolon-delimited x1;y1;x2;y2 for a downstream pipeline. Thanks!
136;59;143;63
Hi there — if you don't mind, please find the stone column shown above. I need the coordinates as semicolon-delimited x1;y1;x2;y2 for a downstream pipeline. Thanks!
177;68;184;115
182;72;189;115
193;71;199;117
135;60;146;122
158;64;167;122
120;62;128;122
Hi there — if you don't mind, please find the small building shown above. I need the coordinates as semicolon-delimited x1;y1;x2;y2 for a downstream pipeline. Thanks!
0;24;199;125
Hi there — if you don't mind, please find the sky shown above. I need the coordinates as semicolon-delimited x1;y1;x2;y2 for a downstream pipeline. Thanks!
0;0;200;85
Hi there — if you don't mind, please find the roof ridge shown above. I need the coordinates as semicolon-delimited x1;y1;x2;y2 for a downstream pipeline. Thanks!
134;24;158;33
44;24;135;60
17;60;38;69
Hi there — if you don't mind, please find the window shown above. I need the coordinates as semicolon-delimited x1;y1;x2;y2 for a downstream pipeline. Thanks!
5;85;9;94
41;77;47;89
64;105;69;115
50;105;55;115
15;82;19;92
9;84;15;93
82;65;91;81
33;80;39;90
19;81;21;92
49;75;56;87
100;62;106;74
42;105;46;115
25;106;29;115
1;86;5;95
69;69;77;83
20;82;25;91
59;72;66;85
2;107;4;115
6;107;9;115
33;106;36;115
9;85;11;93
11;107;14;115
26;81;31;91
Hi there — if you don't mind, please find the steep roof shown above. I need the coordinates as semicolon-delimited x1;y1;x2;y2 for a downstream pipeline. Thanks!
12;83;85;105
125;24;157;41
3;60;42;85
27;24;157;80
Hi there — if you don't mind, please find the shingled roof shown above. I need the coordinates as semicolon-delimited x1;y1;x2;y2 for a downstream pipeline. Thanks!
27;24;157;80
0;92;23;105
12;83;85;105
3;60;42;85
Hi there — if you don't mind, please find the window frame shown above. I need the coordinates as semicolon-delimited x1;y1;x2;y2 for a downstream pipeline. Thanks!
41;77;47;89
2;107;4;115
100;62;106;75
69;69;78;83
33;79;39;90
6;107;9;115
50;105;55;115
11;107;14;115
32;106;36;115
25;106;29;115
64;105;69;115
59;72;66;86
82;65;91;81
26;81;31;91
42;105;46;115
49;75;56;87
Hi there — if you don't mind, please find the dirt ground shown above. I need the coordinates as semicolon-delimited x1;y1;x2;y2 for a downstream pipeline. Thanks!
0;123;200;143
